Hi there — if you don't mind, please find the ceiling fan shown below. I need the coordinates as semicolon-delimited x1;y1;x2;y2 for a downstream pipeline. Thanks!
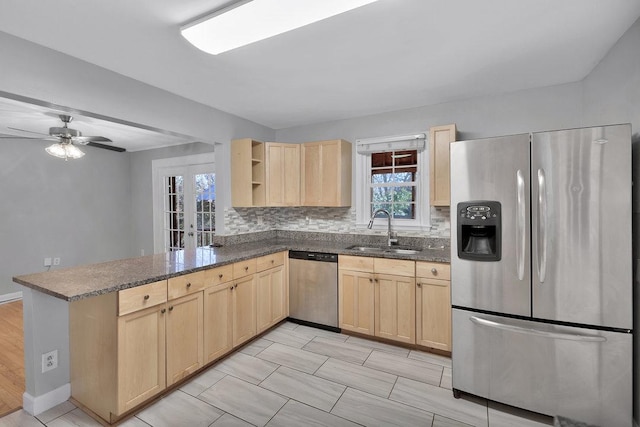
1;114;126;159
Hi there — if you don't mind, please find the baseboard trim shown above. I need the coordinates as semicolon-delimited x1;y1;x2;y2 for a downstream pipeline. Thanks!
23;383;71;416
0;291;22;304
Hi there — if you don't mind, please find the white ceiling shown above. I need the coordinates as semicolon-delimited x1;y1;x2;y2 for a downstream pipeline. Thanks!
1;0;639;135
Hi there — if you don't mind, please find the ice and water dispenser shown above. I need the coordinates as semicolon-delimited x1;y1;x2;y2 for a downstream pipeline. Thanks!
457;201;501;261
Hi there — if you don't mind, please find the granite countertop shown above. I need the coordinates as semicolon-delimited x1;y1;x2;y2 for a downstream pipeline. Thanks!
13;237;451;302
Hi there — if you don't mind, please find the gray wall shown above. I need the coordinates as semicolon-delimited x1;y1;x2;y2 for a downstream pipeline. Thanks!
0;30;275;298
0;30;274;403
275;82;583;143
580;17;640;421
0;138;133;296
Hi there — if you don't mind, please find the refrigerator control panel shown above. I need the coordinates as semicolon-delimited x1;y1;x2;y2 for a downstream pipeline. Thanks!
457;201;501;261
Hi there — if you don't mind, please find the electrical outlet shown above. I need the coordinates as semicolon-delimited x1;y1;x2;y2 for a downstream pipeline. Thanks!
44;257;52;267
41;350;58;373
53;257;61;266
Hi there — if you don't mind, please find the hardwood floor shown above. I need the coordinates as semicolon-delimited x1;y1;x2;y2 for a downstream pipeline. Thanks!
0;300;24;417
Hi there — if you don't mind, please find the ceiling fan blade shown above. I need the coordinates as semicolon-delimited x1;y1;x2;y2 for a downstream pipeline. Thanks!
73;135;113;144
86;141;126;152
7;126;50;136
0;134;58;141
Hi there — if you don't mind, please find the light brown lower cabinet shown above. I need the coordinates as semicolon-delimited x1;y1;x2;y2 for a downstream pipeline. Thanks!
415;261;451;351
374;273;416;345
166;292;204;386
339;255;416;344
116;302;166;415
232;273;257;347
70;280;170;422
256;265;286;334
338;269;375;335
203;281;233;363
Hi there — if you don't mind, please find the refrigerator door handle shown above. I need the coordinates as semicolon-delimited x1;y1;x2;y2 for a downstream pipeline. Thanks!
469;316;606;342
516;170;526;280
537;168;548;283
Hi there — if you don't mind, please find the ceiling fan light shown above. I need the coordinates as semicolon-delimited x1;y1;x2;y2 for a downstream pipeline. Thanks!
46;142;85;160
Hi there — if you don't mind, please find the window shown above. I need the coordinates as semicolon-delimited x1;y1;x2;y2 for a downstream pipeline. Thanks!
355;136;429;230
370;150;417;219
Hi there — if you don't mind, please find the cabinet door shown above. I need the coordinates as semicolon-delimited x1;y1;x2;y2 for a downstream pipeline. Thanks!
416;278;451;351
117;304;166;414
338;269;375;335
266;143;300;206
203;283;233;363
429;124;456;206
233;274;256;347
166;292;204;386
301;142;323;205
375;274;416;344
256;265;286;334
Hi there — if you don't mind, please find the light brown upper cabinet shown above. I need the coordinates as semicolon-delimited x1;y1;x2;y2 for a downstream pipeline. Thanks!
429;124;457;206
265;142;300;206
231;138;265;207
301;139;352;207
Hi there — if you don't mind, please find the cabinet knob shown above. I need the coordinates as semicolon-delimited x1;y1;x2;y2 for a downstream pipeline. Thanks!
169;306;174;311
369;278;373;283
234;284;238;289
161;308;166;314
374;278;379;283
143;294;150;300
219;274;223;279
417;283;422;288
186;282;191;288
271;259;274;264
431;268;438;275
230;286;234;290
245;266;249;271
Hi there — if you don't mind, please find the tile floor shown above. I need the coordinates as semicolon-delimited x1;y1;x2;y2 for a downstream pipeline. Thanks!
0;321;553;427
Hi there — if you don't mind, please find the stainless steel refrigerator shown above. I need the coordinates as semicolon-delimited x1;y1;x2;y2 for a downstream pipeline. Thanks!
450;125;633;427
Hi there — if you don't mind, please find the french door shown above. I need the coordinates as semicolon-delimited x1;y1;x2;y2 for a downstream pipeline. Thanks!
154;160;215;253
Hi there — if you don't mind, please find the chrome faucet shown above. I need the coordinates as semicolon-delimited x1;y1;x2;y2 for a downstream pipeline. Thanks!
368;208;398;247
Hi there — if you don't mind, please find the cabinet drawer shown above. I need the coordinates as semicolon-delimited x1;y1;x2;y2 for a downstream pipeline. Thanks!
416;261;450;280
204;264;234;286
119;280;167;316
339;255;374;272
256;251;285;272
233;258;257;279
168;271;205;300
374;258;415;277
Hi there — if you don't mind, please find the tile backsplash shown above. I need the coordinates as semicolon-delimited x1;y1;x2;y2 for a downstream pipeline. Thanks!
223;206;450;238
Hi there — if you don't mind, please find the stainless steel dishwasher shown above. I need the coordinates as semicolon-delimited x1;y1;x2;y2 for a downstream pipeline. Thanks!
288;251;339;330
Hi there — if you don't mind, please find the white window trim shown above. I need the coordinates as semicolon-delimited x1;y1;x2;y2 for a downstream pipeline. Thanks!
355;148;430;232
152;153;215;254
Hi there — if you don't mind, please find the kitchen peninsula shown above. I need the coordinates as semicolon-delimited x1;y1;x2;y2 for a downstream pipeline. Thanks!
14;233;450;423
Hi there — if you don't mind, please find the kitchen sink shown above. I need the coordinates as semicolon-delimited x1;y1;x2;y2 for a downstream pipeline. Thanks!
345;245;422;255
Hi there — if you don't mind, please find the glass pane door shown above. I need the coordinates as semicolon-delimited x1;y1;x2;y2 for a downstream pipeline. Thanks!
164;175;185;251
194;173;216;247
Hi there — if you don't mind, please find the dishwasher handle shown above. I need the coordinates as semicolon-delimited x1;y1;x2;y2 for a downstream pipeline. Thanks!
289;251;338;263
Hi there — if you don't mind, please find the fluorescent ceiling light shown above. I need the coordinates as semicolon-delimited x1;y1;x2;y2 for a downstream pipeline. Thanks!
181;0;379;55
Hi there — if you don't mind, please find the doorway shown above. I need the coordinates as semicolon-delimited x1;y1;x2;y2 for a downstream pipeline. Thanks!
153;154;216;253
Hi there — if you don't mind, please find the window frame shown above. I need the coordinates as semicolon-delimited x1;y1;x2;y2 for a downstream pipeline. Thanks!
355;147;430;231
